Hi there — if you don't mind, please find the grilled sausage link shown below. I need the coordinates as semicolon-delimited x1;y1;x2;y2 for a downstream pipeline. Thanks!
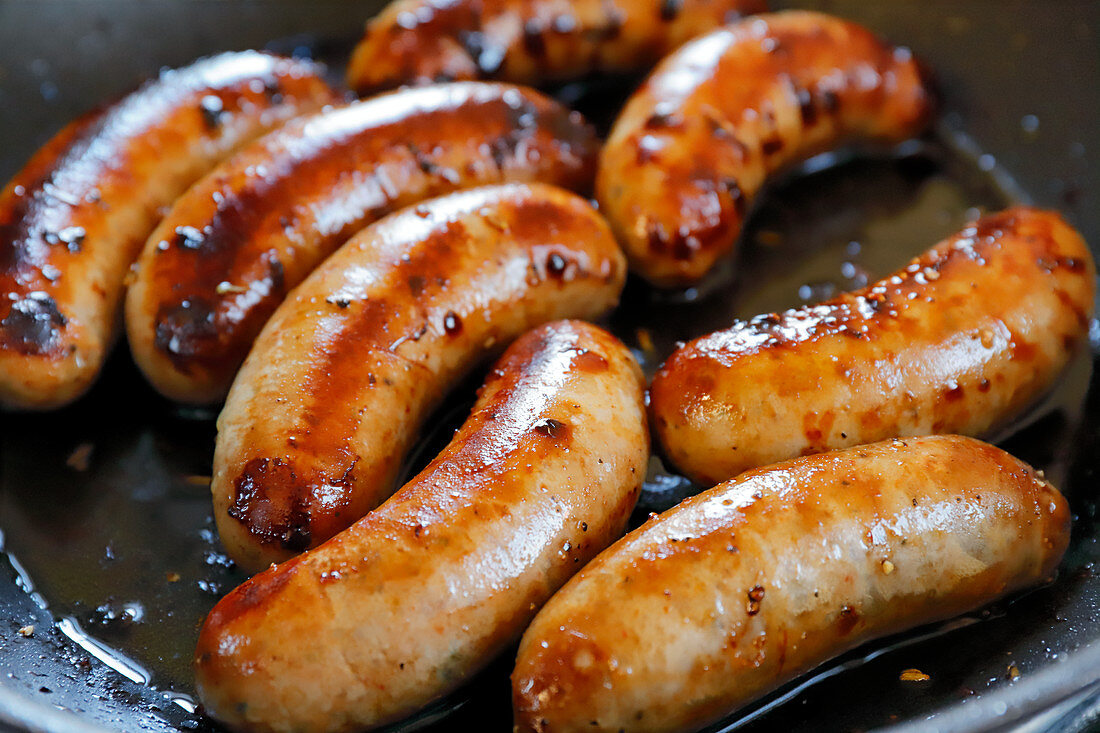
346;0;768;95
0;51;337;410
196;320;649;733
125;82;597;404
212;183;626;571
651;207;1095;486
513;435;1070;733
597;10;935;286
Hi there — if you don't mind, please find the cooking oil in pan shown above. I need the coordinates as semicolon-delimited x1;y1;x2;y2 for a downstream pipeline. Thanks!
0;130;1095;733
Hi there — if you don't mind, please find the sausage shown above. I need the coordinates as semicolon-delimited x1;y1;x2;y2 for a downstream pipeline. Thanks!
650;207;1095;486
346;0;769;95
195;320;649;733
512;435;1070;733
211;183;626;571
0;51;337;410
597;10;935;286
125;82;598;404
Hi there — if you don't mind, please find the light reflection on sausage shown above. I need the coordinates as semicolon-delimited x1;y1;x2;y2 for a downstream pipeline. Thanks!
125;81;598;404
513;435;1069;733
0;52;337;409
196;320;648;733
347;0;769;94
597;10;935;285
650;207;1095;486
211;183;626;572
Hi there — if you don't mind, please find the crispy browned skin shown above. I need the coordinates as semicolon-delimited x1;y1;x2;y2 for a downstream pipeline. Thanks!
125;82;597;404
196;321;648;733
347;0;768;94
597;10;934;285
0;52;337;410
212;184;626;571
513;435;1070;733
651;207;1096;486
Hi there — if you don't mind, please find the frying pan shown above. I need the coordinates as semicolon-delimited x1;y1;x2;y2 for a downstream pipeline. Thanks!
1;1;1098;732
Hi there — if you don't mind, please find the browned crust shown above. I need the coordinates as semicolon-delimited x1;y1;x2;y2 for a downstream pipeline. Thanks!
650;207;1096;485
597;10;935;285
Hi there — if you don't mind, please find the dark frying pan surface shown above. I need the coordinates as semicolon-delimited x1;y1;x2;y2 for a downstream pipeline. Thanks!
1;2;1098;732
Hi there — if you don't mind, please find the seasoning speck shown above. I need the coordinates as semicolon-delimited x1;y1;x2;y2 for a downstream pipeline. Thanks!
900;668;930;682
533;418;565;438
18;625;35;637
881;560;895;575
166;572;181;583
746;585;765;615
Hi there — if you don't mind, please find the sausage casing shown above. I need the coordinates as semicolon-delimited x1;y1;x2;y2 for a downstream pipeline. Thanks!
196;320;649;733
0;51;337;409
513;435;1070;733
597;10;934;285
212;183;626;571
651;207;1095;486
347;0;768;94
125;82;597;404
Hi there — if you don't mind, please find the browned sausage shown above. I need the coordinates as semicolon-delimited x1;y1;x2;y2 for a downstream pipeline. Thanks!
0;51;337;410
513;435;1070;733
195;320;649;733
212;183;626;572
346;0;768;94
597;10;935;285
125;82;597;404
650;207;1095;486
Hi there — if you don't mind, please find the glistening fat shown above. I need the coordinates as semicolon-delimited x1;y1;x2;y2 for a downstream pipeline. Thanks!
125;81;598;404
650;207;1095;485
347;0;769;93
196;320;649;732
211;183;626;571
513;435;1070;733
0;51;337;409
597;10;935;285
